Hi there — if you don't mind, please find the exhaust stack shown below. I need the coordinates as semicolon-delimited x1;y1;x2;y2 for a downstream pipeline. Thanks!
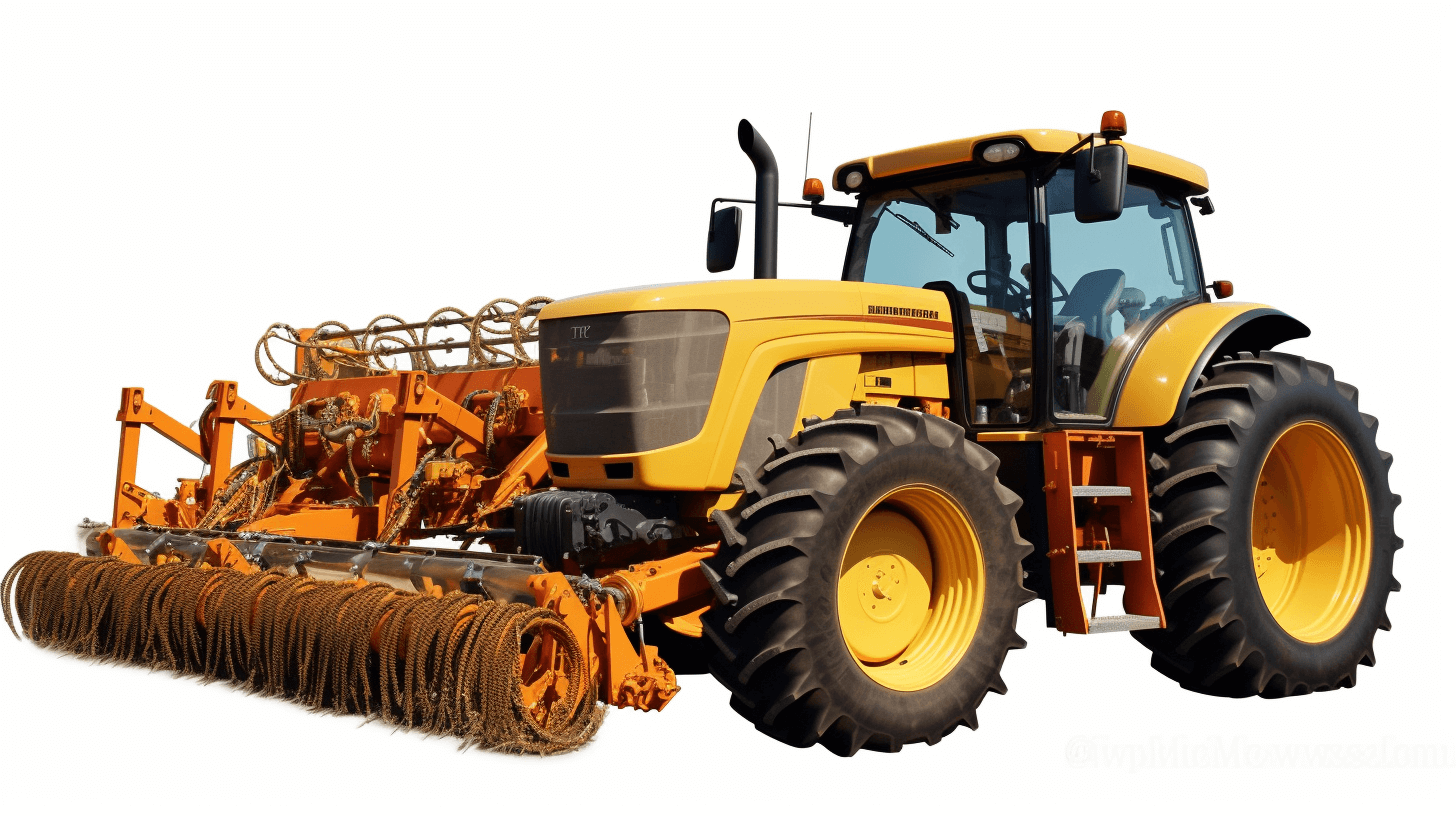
737;119;778;280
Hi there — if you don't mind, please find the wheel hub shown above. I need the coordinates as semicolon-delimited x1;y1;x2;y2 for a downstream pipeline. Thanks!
1251;421;1372;642
837;485;984;691
857;552;910;613
840;513;931;661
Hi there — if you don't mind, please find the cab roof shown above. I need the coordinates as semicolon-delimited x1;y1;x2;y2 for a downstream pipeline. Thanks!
831;128;1209;196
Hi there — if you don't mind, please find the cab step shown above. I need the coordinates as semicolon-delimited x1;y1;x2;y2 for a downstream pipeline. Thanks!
1070;485;1132;498
1042;431;1167;635
1087;614;1162;634
1076;549;1141;564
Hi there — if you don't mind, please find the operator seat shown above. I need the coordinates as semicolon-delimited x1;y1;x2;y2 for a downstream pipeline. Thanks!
1055;268;1126;344
1052;269;1125;416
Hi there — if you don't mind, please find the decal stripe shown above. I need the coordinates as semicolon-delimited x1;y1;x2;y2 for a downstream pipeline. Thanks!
739;314;953;332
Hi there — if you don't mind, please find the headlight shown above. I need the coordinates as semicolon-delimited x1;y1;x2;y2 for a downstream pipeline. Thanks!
982;142;1021;163
845;170;865;189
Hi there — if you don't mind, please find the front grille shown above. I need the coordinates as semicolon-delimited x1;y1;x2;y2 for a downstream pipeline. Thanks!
539;310;729;455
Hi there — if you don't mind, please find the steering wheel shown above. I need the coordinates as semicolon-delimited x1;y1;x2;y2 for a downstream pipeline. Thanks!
966;269;1030;301
967;268;1071;308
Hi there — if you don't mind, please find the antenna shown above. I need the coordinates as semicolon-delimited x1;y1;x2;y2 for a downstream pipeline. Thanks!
802;112;813;185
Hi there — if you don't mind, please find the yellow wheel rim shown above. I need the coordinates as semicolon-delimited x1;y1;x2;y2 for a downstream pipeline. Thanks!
1252;421;1372;643
837;485;984;691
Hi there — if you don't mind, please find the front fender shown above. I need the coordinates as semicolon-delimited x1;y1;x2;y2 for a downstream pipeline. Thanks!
1111;302;1309;428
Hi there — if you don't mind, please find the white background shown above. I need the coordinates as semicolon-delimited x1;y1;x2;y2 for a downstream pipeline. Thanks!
1;1;1450;811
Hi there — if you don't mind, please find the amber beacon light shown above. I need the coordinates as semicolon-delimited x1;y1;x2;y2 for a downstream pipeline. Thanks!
1101;109;1127;138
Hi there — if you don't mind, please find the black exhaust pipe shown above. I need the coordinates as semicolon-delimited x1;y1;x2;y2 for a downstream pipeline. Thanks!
737;119;778;280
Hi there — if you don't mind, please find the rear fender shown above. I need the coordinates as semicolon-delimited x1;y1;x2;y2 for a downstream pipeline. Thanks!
1111;303;1309;428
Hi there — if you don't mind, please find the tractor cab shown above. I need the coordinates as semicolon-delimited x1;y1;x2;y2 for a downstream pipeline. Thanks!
707;112;1224;430
834;116;1215;428
843;153;1207;425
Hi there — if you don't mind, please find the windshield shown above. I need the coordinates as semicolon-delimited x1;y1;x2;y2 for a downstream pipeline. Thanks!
846;172;1035;424
846;172;1029;299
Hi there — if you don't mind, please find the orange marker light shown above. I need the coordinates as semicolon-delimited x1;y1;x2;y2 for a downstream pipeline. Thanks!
802;178;825;203
1211;280;1234;299
1100;110;1127;139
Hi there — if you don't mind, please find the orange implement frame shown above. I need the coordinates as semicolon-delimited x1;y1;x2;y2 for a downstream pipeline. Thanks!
111;381;277;530
98;359;711;715
1042;431;1165;634
105;364;550;545
528;573;681;712
523;548;716;712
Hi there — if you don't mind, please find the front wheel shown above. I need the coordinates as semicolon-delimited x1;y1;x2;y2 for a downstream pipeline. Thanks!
700;405;1034;755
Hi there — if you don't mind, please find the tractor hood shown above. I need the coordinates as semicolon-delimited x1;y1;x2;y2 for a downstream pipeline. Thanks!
537;280;955;492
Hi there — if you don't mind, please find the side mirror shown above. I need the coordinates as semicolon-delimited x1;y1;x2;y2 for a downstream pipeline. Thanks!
1074;142;1128;223
706;206;742;273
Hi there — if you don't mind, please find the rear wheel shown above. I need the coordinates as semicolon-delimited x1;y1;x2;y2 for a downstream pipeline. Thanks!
1135;351;1400;697
700;405;1033;755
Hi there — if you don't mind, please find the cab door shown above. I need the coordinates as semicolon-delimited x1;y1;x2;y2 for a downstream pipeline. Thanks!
844;172;1037;425
1041;169;1205;421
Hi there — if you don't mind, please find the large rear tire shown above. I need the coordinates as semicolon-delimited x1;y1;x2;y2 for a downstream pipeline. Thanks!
700;405;1034;755
1135;351;1400;697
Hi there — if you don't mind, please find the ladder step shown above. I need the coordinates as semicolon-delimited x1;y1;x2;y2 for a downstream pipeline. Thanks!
1087;614;1162;633
1071;485;1132;498
1076;548;1142;564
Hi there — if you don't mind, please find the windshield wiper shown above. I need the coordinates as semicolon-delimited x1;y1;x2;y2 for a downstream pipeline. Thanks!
907;186;960;230
888;207;954;257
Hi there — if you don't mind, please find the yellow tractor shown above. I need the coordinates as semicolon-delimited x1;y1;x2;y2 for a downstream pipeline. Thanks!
4;111;1399;756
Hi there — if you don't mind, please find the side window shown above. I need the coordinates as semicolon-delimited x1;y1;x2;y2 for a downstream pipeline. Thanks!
851;174;1035;424
1046;169;1201;418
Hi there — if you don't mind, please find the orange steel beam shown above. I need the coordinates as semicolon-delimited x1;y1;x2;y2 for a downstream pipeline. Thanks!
240;506;376;540
211;381;282;448
202;384;236;511
200;380;280;508
601;548;716;624
389;372;434;509
112;409;142;530
421;387;487;447
480;432;550;516
117;387;204;459
397;373;490;447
